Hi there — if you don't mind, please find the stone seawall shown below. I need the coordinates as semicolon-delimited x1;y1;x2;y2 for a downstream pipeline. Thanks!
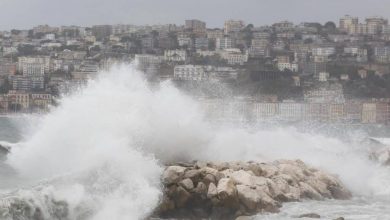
155;160;351;219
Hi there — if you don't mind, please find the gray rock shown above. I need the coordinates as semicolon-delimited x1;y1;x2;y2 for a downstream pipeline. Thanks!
162;166;187;184
207;182;218;198
299;182;323;200
217;178;239;208
174;186;191;208
203;173;216;185
179;178;194;191
296;213;321;218
183;169;202;182
217;178;237;200
235;216;253;220
157;160;351;219
194;182;207;195
329;185;352;200
236;184;260;211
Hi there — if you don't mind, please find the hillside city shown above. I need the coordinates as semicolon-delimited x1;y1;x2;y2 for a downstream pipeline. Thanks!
0;16;390;124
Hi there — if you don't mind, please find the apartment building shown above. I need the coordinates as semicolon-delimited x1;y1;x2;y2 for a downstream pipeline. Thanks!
185;19;206;36
224;20;245;34
339;15;359;34
164;50;187;62
216;37;234;50
18;56;51;74
174;65;206;81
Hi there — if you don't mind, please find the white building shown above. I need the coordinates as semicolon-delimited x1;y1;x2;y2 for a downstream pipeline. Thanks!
164;50;187;62
135;54;162;74
339;15;359;34
44;33;56;40
185;19;207;36
22;63;45;76
10;75;44;91
196;50;217;57
253;103;279;121
344;47;368;62
3;47;18;55
366;16;388;35
178;37;193;48
219;49;248;65
362;103;377;123
374;46;390;63
304;83;345;103
195;38;209;50
135;54;162;65
174;65;206;81
318;72;330;82
277;62;298;72
18;56;51;74
312;47;336;57
224;20;245;34
207;29;224;39
279;102;303;121
216;37;234;50
204;66;239;81
249;38;269;57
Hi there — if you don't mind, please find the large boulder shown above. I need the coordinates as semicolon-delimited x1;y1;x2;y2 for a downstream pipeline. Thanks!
194;182;207;195
296;213;321;218
179;178;194;191
299;182;323;200
217;178;237;201
183;169;202;183
236;184;280;213
328;185;352;200
162;166;187;185
207;182;218;198
201;167;224;182
174;186;191;208
230;170;253;186
236;184;260;211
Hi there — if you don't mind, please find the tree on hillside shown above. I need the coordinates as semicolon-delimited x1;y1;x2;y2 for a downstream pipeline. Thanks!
324;21;337;33
11;29;21;35
242;24;254;47
18;44;35;56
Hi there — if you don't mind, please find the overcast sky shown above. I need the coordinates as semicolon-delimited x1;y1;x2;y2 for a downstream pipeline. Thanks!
1;0;390;30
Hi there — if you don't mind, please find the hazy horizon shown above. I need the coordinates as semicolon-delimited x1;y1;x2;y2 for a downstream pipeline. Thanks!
1;0;390;30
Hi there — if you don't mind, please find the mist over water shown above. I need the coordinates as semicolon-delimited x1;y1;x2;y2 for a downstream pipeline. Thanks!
1;64;390;219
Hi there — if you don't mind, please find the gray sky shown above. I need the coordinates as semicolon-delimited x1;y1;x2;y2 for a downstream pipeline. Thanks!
1;0;390;30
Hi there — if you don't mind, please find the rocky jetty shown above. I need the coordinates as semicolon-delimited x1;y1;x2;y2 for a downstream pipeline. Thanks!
155;160;351;219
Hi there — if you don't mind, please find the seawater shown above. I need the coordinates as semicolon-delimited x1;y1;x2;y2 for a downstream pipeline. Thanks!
0;64;389;220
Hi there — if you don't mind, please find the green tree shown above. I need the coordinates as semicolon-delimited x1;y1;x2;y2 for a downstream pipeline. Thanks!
208;39;216;51
241;24;254;47
11;29;21;35
18;44;35;56
324;21;337;33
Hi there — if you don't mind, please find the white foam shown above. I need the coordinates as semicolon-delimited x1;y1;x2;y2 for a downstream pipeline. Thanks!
2;64;390;219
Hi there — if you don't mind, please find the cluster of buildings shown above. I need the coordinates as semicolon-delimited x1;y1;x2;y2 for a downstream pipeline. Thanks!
0;91;52;113
0;16;389;120
200;97;390;125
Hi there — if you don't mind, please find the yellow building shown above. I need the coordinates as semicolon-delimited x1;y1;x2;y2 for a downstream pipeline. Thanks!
362;103;377;123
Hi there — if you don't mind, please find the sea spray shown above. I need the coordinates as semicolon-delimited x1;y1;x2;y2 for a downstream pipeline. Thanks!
1;64;390;219
4;64;168;219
